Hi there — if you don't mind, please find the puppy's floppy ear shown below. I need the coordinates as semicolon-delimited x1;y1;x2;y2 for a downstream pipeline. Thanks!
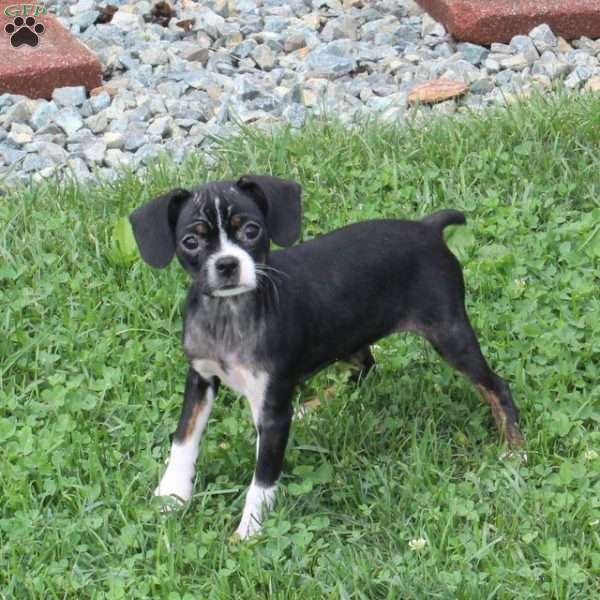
129;188;191;268
236;174;302;247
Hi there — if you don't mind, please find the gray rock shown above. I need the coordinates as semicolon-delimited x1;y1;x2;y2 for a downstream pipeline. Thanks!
421;13;446;37
509;35;539;64
529;23;558;53
321;16;358;42
79;100;94;119
305;40;357;79
490;42;512;54
71;10;99;30
66;157;91;180
500;54;529;71
140;45;169;66
53;109;84;136
110;11;145;30
361;16;400;42
134;143;163;166
538;50;571;79
22;153;54;173
34;122;64;138
443;59;483;83
124;129;148;152
264;16;291;33
233;39;258;58
90;91;111;114
207;52;235;76
483;57;501;73
141;95;166;116
282;103;307;127
283;32;307;53
252;44;277;70
173;118;196;130
126;104;152;122
238;78;262;101
8;123;34;145
147;115;173;138
82;138;107;164
565;65;592;88
495;69;514;87
52;86;87;107
163;99;207;122
70;0;94;15
177;72;208;92
183;47;210;65
30;101;59;130
565;49;597;67
0;144;26;166
104;149;133;170
103;131;125;150
470;77;496;95
457;42;489;65
26;141;67;164
3;99;36;126
108;117;130;133
188;7;226;39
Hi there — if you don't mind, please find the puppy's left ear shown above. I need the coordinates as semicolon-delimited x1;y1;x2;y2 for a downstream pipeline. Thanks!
129;188;191;268
236;174;302;247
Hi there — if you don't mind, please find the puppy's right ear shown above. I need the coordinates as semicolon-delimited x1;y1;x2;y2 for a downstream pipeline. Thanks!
129;188;191;268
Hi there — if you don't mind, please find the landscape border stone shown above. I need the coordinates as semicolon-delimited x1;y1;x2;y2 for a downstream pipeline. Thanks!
0;1;101;99
415;0;600;44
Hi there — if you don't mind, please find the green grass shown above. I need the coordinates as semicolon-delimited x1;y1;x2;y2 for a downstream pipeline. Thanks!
1;91;599;599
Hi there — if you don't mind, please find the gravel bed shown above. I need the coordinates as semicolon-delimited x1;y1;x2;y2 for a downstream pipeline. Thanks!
1;0;600;185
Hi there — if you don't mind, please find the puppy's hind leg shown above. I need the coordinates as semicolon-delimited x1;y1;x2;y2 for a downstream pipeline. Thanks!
346;345;375;384
424;317;524;449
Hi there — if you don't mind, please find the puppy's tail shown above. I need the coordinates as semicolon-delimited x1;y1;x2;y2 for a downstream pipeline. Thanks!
421;209;466;232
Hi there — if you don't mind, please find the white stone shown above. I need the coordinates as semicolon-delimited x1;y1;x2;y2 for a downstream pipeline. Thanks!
111;11;145;30
8;123;34;145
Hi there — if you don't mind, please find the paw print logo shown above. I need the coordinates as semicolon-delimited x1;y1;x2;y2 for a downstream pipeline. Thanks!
5;16;45;48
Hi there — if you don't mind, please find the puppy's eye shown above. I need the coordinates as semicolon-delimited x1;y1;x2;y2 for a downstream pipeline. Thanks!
181;234;200;253
242;223;261;241
194;221;209;236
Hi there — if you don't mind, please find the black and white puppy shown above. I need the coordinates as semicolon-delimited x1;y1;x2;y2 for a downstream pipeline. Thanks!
129;175;524;539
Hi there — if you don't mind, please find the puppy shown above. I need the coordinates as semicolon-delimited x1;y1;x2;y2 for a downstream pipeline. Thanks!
129;175;524;539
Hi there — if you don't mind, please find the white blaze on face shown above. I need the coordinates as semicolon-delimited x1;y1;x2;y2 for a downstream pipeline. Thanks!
208;197;257;297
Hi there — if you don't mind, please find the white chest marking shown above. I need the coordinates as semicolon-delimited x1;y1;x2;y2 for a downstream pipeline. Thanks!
191;359;268;426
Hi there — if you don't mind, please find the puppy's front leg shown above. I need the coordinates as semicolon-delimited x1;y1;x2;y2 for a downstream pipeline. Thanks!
236;381;293;539
154;368;218;505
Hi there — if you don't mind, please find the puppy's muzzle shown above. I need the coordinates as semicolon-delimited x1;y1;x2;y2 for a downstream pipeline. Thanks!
215;256;239;281
211;255;253;297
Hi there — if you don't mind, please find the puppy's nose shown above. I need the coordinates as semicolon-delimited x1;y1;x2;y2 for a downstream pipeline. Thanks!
215;256;239;278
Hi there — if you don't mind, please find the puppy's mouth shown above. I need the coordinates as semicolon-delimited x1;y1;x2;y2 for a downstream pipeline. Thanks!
211;284;254;298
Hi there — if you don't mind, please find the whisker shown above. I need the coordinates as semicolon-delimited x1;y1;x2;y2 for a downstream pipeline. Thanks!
256;264;289;278
255;269;280;311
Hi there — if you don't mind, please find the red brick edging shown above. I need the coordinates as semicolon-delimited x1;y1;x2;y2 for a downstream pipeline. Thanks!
0;1;101;99
416;0;600;44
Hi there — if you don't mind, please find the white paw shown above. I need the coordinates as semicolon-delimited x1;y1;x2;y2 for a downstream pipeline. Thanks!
234;481;277;539
235;514;264;540
153;466;193;509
